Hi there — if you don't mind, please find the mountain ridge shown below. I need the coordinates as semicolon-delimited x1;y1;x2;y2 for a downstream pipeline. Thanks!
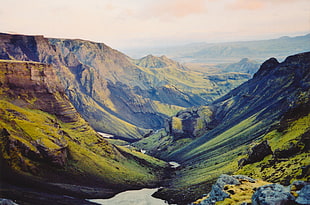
124;33;310;64
0;33;250;139
134;52;310;204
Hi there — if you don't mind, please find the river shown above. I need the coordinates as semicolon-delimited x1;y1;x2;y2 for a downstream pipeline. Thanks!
88;188;168;205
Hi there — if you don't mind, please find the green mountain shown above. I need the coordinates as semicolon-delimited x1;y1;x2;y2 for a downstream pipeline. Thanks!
0;33;250;139
134;52;310;204
0;60;168;204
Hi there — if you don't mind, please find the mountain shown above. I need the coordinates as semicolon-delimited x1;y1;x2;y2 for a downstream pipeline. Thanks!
0;33;250;139
215;58;260;75
124;34;310;64
133;54;187;70
134;52;310;204
0;60;168;204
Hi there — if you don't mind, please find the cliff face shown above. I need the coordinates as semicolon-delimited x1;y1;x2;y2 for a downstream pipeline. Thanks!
0;60;168;203
0;33;250;139
0;60;78;123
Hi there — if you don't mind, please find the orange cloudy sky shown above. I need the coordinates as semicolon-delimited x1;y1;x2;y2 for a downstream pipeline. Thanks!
1;0;309;49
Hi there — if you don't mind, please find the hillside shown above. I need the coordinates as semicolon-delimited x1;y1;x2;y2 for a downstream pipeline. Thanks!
134;52;310;204
0;60;168;204
0;33;250;139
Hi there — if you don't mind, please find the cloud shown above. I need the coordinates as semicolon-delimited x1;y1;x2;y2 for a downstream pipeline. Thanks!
229;0;266;10
145;0;208;19
228;0;308;10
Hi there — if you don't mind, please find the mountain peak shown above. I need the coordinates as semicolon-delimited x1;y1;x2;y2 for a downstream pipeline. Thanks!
135;54;187;70
254;57;279;78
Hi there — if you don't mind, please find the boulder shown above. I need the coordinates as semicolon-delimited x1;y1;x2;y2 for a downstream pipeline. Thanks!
0;199;18;205
296;185;310;205
252;184;295;205
194;175;254;205
239;140;273;167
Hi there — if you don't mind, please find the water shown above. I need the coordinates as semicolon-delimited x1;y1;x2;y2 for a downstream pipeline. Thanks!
88;188;168;205
169;161;181;168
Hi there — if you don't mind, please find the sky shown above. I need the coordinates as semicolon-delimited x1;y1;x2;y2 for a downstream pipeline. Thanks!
1;0;310;50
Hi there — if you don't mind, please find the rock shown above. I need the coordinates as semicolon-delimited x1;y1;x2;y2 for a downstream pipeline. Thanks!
296;185;310;204
254;57;279;78
216;174;241;188
0;199;18;205
194;175;255;205
239;140;273;167
233;175;257;183
165;107;216;140
252;184;295;205
290;181;309;191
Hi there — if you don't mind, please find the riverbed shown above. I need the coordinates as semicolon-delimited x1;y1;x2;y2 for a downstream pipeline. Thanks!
89;188;168;205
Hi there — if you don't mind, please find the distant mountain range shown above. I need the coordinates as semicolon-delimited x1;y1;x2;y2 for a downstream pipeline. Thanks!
0;33;250;139
124;34;310;64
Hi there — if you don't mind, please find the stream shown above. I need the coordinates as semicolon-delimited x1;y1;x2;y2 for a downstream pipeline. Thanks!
88;188;168;205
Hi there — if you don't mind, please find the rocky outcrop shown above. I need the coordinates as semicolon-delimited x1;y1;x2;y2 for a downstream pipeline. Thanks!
0;199;18;205
238;140;273;167
165;107;217;139
193;175;309;205
296;184;310;204
0;60;79;123
252;184;295;205
193;175;260;205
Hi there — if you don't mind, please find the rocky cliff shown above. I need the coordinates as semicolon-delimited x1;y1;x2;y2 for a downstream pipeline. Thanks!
0;60;168;204
0;60;78;123
0;33;250;139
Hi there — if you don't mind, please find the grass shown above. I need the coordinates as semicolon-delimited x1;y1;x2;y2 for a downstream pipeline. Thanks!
155;108;309;204
0;99;168;187
236;113;310;184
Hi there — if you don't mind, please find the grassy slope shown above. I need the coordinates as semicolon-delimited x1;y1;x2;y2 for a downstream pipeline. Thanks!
0;100;167;188
155;106;309;204
0;60;168;200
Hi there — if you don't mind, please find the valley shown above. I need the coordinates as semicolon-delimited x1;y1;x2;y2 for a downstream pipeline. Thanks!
0;33;309;205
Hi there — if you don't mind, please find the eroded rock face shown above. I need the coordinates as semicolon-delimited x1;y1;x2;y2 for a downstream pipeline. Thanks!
252;184;295;205
0;61;79;123
165;107;217;139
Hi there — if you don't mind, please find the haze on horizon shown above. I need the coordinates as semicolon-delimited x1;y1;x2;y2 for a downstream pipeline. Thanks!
1;0;309;50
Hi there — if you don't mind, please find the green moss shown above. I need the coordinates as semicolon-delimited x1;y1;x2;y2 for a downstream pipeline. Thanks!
172;117;183;130
236;113;310;184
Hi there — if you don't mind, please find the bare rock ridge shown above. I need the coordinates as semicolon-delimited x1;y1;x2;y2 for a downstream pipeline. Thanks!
0;32;250;139
0;60;78;123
